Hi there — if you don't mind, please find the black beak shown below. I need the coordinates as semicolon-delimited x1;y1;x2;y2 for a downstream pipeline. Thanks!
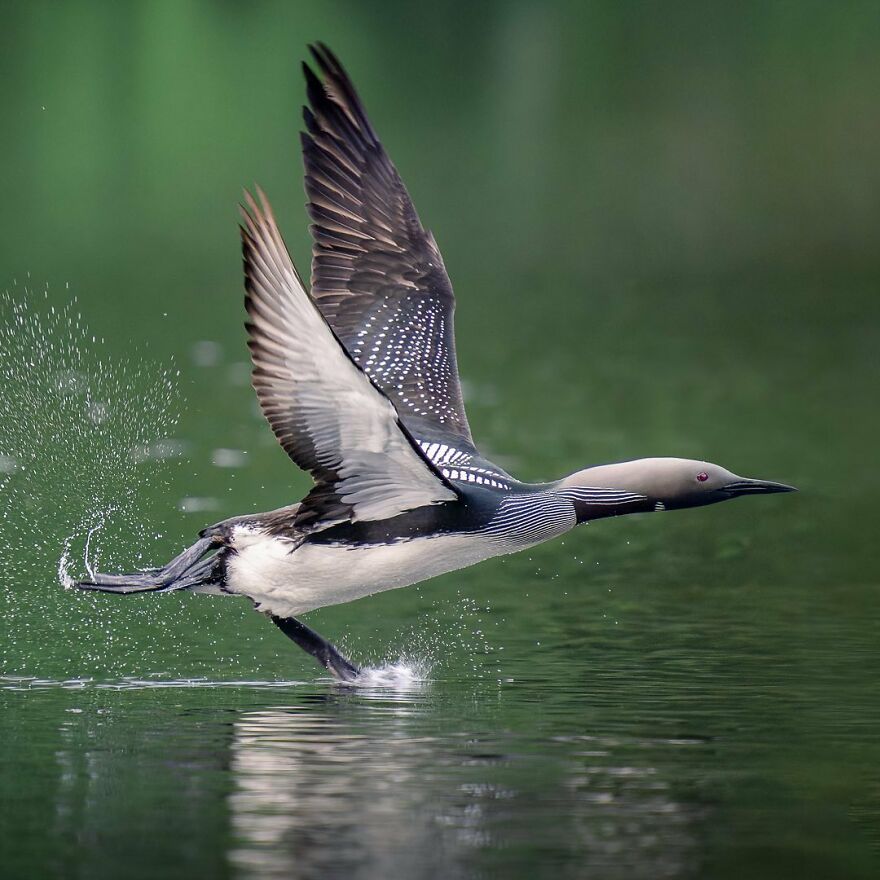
723;479;798;497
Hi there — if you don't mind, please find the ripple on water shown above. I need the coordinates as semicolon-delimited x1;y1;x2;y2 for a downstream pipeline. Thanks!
0;661;431;693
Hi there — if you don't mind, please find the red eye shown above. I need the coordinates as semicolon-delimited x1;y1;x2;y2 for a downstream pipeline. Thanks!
697;472;709;482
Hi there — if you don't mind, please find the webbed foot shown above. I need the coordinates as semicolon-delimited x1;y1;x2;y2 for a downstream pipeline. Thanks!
271;615;361;682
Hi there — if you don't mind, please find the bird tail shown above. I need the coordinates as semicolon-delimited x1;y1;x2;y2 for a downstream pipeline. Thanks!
75;535;226;595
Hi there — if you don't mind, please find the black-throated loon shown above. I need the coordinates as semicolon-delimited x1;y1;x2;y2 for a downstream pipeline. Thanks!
76;44;796;682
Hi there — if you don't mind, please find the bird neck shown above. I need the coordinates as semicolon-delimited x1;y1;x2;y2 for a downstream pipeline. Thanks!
554;460;662;523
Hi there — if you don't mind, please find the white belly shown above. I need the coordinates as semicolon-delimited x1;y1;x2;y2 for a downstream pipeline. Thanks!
224;527;510;618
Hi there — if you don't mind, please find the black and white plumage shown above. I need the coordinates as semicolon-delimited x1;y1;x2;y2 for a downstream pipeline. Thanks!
76;45;795;682
241;187;458;531
301;44;475;457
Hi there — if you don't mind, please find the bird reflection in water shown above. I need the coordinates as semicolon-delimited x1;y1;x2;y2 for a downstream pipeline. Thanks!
46;684;703;879
225;697;702;879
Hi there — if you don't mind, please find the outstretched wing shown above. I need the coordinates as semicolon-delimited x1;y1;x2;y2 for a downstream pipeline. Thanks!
301;43;477;460
241;188;458;530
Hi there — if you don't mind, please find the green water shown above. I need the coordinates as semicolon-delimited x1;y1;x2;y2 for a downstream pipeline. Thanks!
1;3;878;877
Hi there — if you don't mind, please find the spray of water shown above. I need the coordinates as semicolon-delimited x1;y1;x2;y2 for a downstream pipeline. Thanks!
343;660;431;690
0;284;181;672
334;591;501;687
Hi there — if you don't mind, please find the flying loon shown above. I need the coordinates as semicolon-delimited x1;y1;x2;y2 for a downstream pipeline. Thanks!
76;44;795;682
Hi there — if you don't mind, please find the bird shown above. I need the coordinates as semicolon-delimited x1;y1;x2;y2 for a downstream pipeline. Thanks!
76;44;796;682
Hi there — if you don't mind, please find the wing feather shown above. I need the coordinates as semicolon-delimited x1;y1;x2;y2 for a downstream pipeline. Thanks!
301;43;477;458
241;188;458;530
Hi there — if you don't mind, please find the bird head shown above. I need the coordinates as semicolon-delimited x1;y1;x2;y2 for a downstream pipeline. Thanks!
559;457;796;513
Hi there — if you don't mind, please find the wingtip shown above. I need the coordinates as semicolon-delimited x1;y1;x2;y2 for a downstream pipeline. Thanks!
313;42;344;78
241;186;260;215
307;42;336;74
240;185;277;228
302;59;322;92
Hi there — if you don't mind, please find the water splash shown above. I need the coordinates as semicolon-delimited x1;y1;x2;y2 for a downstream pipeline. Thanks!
335;593;501;684
398;594;500;679
0;284;181;672
344;658;431;690
0;287;179;580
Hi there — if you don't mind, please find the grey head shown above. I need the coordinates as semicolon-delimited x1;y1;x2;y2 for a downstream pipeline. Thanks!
559;457;796;512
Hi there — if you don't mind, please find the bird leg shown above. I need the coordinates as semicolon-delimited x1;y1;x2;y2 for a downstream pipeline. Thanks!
270;615;361;683
76;536;223;594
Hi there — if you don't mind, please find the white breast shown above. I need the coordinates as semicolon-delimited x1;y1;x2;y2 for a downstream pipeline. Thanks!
224;526;509;618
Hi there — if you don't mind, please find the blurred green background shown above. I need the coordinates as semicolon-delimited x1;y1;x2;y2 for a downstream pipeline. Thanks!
0;2;878;878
